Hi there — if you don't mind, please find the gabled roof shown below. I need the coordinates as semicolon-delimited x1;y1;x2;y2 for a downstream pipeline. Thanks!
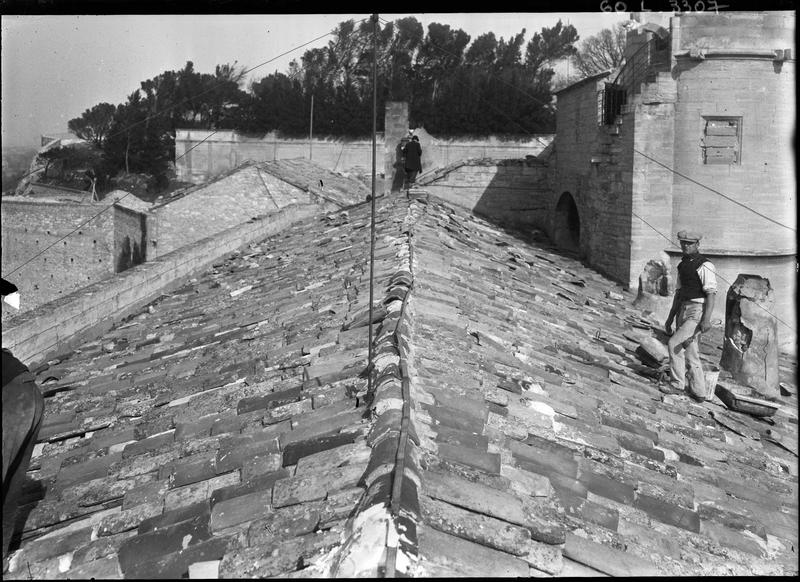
3;192;797;578
555;69;614;96
153;159;369;211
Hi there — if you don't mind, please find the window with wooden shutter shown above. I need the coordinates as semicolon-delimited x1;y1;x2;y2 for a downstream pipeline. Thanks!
702;117;741;165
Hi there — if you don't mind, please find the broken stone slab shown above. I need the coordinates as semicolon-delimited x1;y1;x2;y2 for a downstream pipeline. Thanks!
720;275;779;399
632;260;673;319
635;336;669;367
416;524;530;577
420;495;532;556
563;532;660;576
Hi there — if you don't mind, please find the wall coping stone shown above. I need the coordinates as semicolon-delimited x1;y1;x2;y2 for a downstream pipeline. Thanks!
2;204;321;366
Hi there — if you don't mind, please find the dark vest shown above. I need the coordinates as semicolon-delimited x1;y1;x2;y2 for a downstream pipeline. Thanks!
678;253;709;300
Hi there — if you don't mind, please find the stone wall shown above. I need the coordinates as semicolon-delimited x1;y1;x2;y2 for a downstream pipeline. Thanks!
629;73;677;292
421;159;552;232
176;127;553;187
384;101;409;193
669;11;796;346
1;198;116;319
2;204;321;366
553;73;637;282
670;55;796;256
113;204;147;272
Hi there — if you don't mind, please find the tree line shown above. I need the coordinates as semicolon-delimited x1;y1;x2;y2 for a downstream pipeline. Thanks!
65;17;626;191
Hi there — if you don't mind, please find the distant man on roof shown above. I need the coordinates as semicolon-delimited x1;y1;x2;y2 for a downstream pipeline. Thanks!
402;134;422;189
2;278;44;559
663;231;717;401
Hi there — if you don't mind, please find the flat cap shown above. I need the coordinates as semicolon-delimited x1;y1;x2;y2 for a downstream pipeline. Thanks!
677;230;702;242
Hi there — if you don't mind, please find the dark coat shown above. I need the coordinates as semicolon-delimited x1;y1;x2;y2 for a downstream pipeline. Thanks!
403;140;422;172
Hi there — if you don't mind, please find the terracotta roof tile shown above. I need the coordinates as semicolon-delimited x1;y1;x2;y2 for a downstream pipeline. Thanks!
4;191;797;577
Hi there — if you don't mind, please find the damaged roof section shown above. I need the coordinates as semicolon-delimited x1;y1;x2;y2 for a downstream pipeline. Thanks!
403;197;797;577
3;192;797;579
5;199;414;579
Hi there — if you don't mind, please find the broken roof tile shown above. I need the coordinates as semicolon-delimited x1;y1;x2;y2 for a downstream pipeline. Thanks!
3;192;796;579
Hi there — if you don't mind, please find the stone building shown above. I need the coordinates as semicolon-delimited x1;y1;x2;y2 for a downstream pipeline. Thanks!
552;11;795;346
1;194;150;320
2;160;366;318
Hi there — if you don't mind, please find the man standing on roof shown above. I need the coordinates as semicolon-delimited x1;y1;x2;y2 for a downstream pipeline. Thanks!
2;278;44;559
402;134;422;189
663;231;717;401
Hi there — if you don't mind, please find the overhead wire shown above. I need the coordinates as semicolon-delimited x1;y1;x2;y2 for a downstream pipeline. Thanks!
631;210;796;333
2;130;220;278
634;148;796;233
378;15;793;239
4;21;365;279
9;22;363;187
377;15;795;333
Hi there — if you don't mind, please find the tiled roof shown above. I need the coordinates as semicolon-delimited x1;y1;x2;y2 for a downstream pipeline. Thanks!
154;159;369;210
4;192;797;578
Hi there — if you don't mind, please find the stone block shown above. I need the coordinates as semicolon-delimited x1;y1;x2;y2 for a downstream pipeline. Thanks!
210;488;273;531
138;501;210;534
720;275;780;398
97;501;164;536
295;442;371;475
423;470;527;527
246;503;321;546
522;538;564;575
418;524;530;577
14;525;93;564
501;464;554;497
237;385;303;415
436;442;501;474
633;493;701;533
579;469;635;505
563;532;659;576
122;431;175;459
273;464;364;508
699;519;766;557
117;514;212;574
64;555;123;579
122;479;170;511
281;409;365;447
172;455;218;488
210;468;289;507
122;536;232;579
282;431;359;467
218;530;340;578
510;439;578;479
420;494;531;556
319;486;364;528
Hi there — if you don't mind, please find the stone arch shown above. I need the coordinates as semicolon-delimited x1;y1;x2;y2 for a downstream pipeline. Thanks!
553;192;581;253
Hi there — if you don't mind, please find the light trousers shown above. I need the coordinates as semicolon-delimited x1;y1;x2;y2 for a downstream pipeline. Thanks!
667;302;707;399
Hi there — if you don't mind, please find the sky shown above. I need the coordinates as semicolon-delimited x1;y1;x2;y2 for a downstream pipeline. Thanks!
1;12;630;148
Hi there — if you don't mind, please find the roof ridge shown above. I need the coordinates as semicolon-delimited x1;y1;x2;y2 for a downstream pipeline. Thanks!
326;197;422;576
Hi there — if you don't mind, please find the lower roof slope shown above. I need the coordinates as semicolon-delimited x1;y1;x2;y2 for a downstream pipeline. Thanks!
3;192;797;578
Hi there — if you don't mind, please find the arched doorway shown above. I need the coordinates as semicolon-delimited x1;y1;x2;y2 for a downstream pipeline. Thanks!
554;192;581;253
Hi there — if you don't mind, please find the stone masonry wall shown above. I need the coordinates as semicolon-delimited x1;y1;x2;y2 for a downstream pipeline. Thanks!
629;73;677;292
669;11;796;346
384;101;409;194
112;204;147;273
670;55;796;254
177;127;553;188
1;198;115;319
422;160;551;232
554;75;635;283
2;204;321;366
